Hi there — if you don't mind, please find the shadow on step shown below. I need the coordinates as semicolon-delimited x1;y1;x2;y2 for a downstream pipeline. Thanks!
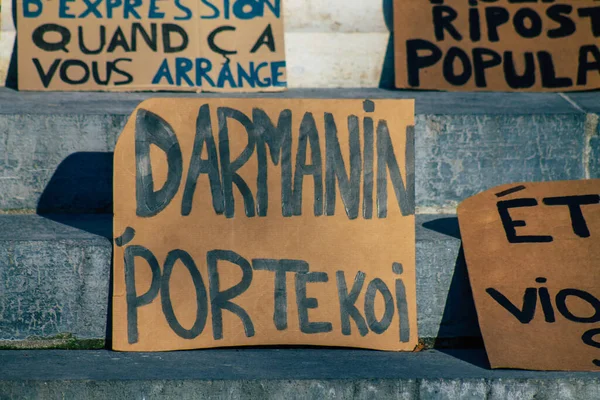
422;217;490;369
37;152;114;216
379;0;395;89
5;0;18;89
37;152;115;349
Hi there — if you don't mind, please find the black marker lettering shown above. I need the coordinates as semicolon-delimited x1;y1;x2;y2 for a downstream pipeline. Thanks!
556;289;600;323
486;287;537;324
497;199;553;243
582;328;600;367
325;113;361;219
32;58;61;88
473;48;502;88
250;24;276;53
579;7;600;37
292;113;323;216
377;120;414;218
163;23;188;53
538;51;573;88
295;272;333;334
546;5;575;39
79;25;105;54
394;263;411;343
504;51;536;89
107;26;130;52
432;6;462;41
485;7;510;42
135;109;183;218
364;278;395;334
443;47;472;86
336;271;368;336
218;107;256;218
253;259;309;331
406;39;442;87
363;102;375;219
32;23;71;52
577;46;600;86
537;281;556;323
207;250;255;340
182;104;224;216
161;250;208;339
131;23;158;52
543;195;599;238
252;108;293;217
124;245;161;344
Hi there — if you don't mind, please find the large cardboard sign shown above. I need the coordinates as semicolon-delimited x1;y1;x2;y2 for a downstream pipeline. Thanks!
113;98;418;352
394;1;600;92
17;0;285;92
459;180;600;371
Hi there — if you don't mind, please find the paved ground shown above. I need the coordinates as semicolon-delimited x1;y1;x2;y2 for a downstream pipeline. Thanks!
1;349;599;399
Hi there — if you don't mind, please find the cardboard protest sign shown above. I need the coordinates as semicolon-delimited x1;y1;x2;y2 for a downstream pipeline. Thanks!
17;0;285;92
394;1;600;92
112;98;418;352
458;180;600;371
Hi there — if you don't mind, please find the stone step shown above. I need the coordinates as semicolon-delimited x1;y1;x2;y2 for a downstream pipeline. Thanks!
0;213;471;347
1;349;598;399
1;88;598;214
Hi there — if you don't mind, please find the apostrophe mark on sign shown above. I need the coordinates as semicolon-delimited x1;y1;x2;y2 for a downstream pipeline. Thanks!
115;227;136;247
495;185;526;198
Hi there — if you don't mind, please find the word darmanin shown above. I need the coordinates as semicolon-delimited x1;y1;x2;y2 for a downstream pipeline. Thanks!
135;101;415;220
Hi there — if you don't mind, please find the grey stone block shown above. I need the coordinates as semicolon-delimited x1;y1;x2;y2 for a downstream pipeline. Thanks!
0;114;127;212
1;349;599;399
567;92;600;114
0;88;581;116
416;114;587;211
590;118;600;180
0;214;473;344
0;88;593;213
0;215;111;341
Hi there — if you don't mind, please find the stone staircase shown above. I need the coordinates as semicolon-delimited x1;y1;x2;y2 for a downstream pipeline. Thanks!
0;87;599;398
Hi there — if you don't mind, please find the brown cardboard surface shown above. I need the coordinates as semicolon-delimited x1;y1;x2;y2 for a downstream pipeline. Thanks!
113;98;418;352
458;180;600;371
17;0;285;92
394;1;600;92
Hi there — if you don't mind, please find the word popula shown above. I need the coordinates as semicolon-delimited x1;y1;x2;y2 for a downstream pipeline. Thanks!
399;0;600;91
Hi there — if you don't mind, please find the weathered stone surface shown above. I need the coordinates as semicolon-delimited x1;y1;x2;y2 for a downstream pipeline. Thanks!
0;88;590;213
415;114;586;211
1;349;599;399
567;92;600;114
0;88;581;116
589;116;600;180
0;113;126;212
0;215;111;341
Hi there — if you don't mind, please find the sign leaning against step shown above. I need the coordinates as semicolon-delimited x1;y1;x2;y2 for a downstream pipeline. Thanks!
112;98;418;352
17;0;286;92
459;179;600;371
394;0;600;92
